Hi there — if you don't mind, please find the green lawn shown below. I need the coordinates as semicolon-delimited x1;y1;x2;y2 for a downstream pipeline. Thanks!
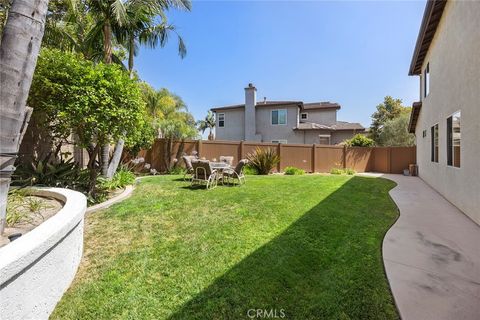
52;175;399;320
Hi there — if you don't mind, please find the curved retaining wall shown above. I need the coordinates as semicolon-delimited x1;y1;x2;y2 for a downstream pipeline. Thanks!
0;188;87;320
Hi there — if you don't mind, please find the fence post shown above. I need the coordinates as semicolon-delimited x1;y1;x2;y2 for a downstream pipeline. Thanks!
311;144;316;173
197;139;202;158
277;143;282;173
239;140;244;161
343;145;347;169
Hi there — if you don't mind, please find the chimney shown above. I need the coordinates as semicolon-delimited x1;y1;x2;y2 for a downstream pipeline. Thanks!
244;83;258;141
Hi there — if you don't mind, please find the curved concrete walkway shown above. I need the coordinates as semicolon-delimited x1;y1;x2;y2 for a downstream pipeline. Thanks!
360;174;480;320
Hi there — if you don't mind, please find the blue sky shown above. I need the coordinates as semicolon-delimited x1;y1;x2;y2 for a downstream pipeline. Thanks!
135;0;426;127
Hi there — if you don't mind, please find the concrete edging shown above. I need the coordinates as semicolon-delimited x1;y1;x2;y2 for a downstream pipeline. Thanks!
86;176;153;214
0;188;87;320
86;185;134;214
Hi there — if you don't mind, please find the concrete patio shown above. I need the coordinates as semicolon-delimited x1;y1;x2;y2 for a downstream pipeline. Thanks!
362;174;480;320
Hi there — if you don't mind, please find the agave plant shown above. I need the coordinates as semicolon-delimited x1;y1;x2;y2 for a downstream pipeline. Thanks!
246;147;280;175
12;158;87;189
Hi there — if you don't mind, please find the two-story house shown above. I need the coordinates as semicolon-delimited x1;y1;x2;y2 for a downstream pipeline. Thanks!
408;0;480;225
211;84;364;145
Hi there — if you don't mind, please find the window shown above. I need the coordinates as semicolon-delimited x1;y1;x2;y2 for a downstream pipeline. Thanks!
271;140;287;144
424;63;430;97
271;109;287;125
300;113;308;120
431;124;438;163
447;111;461;167
422;130;427;138
318;135;330;145
218;113;225;127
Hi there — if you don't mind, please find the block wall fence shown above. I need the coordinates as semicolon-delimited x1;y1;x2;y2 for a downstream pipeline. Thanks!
138;139;416;174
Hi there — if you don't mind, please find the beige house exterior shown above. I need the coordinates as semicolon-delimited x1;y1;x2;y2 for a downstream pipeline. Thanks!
212;84;364;145
408;0;480;225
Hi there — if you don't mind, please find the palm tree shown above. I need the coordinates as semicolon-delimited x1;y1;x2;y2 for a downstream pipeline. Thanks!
126;15;187;78
197;111;216;140
0;0;50;234
140;84;197;170
86;0;191;176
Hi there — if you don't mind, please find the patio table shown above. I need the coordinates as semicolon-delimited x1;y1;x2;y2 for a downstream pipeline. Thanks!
210;162;231;184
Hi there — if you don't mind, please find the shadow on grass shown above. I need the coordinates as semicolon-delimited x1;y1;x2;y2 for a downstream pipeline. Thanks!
168;176;399;320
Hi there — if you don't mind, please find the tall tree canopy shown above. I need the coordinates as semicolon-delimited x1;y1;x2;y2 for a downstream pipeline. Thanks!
140;83;197;171
370;96;411;144
377;112;415;147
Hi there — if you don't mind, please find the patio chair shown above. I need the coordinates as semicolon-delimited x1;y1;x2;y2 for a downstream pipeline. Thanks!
182;155;195;181
222;159;247;186
191;160;218;189
219;156;234;166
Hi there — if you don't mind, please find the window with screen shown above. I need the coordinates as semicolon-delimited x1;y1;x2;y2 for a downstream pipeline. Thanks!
447;111;461;167
218;113;225;127
318;135;330;145
424;63;430;98
271;109;287;125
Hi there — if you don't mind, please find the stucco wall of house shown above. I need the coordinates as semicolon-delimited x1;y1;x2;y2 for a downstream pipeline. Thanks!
255;105;303;143
414;0;480;225
331;131;358;145
301;130;359;145
302;130;330;144
214;108;245;141
302;109;337;124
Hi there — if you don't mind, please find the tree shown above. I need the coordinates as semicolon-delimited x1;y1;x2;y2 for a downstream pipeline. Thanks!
42;0;115;63
370;96;410;142
0;0;50;235
28;48;153;193
140;84;198;171
84;0;191;176
345;134;375;147
377;112;415;147
197;111;215;140
124;9;188;78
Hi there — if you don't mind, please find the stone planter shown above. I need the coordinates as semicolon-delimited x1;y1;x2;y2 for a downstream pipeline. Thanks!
0;188;87;320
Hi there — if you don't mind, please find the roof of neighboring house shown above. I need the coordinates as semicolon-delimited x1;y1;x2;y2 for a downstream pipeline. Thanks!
409;0;447;75
211;101;342;112
211;100;302;112
408;102;423;133
295;121;365;131
302;102;341;110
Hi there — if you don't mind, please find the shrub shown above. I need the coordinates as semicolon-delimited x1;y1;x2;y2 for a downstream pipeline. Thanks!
345;134;375;147
284;166;305;175
246;147;280;175
243;165;258;175
330;168;356;175
28;48;154;192
345;168;356;175
99;168;136;191
330;168;344;175
12;158;87;189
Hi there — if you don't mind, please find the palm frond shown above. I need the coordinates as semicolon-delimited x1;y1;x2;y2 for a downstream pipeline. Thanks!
111;0;128;25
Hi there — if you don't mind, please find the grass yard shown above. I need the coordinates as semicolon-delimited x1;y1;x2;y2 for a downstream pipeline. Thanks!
52;175;399;320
